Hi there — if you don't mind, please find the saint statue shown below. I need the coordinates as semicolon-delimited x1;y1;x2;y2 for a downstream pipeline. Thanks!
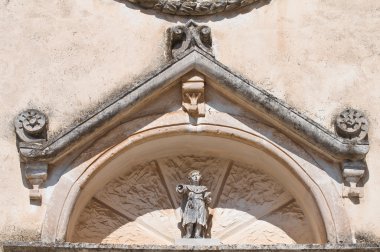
176;170;211;238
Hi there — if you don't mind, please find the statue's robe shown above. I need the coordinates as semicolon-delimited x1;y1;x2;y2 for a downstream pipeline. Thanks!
179;185;210;227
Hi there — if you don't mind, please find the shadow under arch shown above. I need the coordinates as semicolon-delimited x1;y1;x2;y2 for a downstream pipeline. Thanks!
41;123;352;244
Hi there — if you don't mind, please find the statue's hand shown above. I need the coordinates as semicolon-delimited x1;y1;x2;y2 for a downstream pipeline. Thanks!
205;197;212;205
188;201;194;209
176;184;184;193
204;192;211;205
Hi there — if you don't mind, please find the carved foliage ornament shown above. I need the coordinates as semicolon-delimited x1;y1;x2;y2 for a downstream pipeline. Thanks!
126;0;260;16
335;109;368;142
168;20;213;59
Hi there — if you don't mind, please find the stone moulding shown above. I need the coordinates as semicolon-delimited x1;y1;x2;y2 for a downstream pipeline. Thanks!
15;48;369;164
125;0;261;16
3;242;380;251
15;48;369;203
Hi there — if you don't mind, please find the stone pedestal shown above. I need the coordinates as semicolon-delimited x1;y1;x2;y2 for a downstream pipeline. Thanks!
175;238;221;246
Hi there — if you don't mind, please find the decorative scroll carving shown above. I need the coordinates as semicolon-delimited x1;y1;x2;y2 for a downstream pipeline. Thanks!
182;71;205;117
25;162;48;202
335;109;368;142
342;160;366;198
168;20;213;59
125;0;260;16
15;109;47;143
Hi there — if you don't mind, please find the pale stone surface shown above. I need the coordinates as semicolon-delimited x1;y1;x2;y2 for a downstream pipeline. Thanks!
174;238;221;246
0;0;379;243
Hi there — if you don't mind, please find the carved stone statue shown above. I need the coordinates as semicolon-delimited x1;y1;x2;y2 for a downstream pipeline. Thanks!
176;170;211;238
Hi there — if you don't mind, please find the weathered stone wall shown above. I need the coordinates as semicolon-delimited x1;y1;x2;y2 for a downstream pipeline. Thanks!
0;0;379;242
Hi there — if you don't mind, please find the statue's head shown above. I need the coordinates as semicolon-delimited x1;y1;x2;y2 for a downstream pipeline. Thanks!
187;170;202;184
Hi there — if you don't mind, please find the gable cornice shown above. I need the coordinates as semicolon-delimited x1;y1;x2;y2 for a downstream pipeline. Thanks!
16;48;368;165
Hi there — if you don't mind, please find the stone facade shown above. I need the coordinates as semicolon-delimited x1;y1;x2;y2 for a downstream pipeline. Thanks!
0;0;380;247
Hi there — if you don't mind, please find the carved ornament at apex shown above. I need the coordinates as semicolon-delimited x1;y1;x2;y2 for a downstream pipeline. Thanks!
167;20;213;59
125;0;261;16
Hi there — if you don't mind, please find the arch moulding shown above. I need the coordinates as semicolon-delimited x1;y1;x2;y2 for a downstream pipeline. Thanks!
41;111;352;244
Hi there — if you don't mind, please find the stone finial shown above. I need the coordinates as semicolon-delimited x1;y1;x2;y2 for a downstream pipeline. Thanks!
342;160;366;198
15;109;47;143
335;109;368;142
182;71;205;117
167;20;213;59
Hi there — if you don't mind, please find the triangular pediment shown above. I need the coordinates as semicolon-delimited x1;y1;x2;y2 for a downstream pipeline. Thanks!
17;48;367;243
17;48;368;164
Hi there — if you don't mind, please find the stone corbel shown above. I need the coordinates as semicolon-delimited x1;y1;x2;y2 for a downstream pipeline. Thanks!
182;71;205;117
335;109;369;198
25;162;48;201
15;109;48;202
342;160;366;198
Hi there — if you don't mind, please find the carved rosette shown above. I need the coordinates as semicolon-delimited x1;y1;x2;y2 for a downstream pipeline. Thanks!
15;109;47;143
335;109;368;142
126;0;260;16
168;20;213;58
